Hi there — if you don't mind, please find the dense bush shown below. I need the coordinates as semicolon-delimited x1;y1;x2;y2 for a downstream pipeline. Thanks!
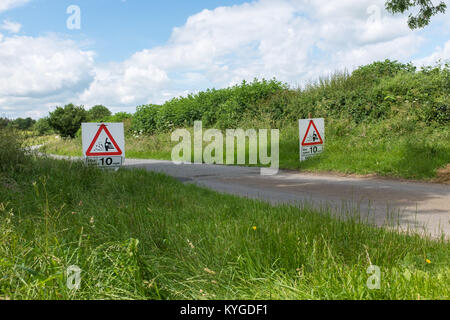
105;112;134;135
33;117;53;135
87;105;112;122
130;60;449;134
106;112;133;122
7;117;36;131
278;60;448;124
350;59;417;84
0;128;28;173
48;104;87;138
132;104;161;134
0;117;9;129
132;79;288;133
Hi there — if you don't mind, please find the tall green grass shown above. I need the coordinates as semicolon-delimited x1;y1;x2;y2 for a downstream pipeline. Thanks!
1;131;449;299
0;129;29;172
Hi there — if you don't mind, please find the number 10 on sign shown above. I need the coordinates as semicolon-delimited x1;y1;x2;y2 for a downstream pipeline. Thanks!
299;118;325;161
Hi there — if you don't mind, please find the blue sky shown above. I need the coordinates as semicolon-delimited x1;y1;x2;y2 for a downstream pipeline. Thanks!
0;0;449;118
4;0;249;61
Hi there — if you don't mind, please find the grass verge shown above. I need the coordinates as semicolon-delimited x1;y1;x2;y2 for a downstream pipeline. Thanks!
0;148;448;299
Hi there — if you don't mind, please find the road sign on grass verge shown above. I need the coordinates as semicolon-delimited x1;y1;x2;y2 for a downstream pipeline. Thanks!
82;123;125;170
299;118;325;161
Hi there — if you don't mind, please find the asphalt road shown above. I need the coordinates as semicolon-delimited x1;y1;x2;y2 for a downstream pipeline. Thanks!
43;152;449;238
124;158;450;238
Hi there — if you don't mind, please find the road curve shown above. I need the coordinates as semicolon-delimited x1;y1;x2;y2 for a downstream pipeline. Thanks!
125;158;450;238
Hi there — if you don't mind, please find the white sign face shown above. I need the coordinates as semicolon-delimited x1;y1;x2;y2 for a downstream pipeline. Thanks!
299;118;325;161
82;123;125;169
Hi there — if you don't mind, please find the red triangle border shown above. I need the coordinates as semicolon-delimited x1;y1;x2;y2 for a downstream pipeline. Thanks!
301;120;324;146
86;124;123;156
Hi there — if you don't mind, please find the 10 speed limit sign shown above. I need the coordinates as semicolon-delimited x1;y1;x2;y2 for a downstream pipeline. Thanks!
82;123;125;170
299;118;325;161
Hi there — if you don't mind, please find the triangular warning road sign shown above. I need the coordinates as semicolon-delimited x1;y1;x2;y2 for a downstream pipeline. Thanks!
301;120;323;146
86;124;123;156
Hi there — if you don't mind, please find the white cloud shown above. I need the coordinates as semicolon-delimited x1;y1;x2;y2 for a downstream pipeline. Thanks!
2;0;449;118
0;0;31;13
0;35;95;118
1;20;22;33
79;0;424;108
78;60;169;107
414;40;450;67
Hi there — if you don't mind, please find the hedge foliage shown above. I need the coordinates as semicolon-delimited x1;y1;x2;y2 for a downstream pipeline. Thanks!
132;60;449;134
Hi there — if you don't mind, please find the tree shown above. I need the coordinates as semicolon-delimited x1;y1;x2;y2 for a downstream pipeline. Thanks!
33;117;53;135
385;0;447;29
48;104;87;138
87;105;112;122
108;112;132;122
9;117;36;131
351;59;416;83
0;117;10;129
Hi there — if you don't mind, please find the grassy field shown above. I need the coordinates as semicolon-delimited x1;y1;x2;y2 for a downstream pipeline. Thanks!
41;116;450;182
1;129;449;300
